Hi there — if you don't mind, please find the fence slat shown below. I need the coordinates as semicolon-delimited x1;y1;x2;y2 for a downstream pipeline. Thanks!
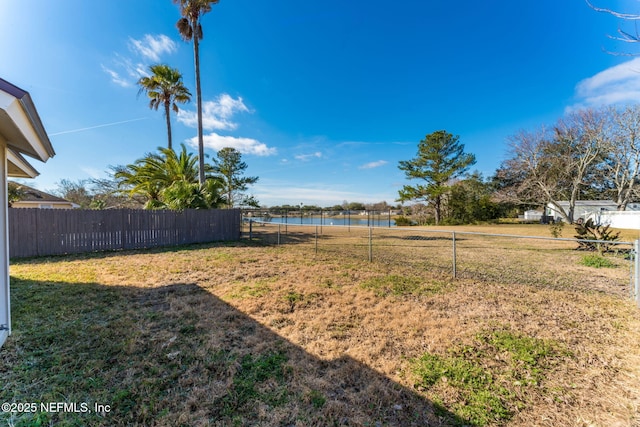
8;208;240;258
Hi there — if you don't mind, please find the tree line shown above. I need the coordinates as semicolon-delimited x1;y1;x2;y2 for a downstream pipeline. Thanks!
397;105;640;225
41;145;257;211
392;1;640;226
47;104;639;221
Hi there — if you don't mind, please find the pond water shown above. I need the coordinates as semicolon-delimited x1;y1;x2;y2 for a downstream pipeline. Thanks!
246;215;396;227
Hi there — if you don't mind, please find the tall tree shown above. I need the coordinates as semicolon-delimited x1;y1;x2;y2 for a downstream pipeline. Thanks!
174;0;220;185
137;64;191;151
501;109;607;223
52;178;141;209
447;172;499;224
601;105;640;210
397;130;476;225
54;179;94;209
212;147;258;208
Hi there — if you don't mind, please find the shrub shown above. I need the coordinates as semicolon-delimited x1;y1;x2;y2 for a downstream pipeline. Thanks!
394;216;414;226
574;218;620;253
549;221;564;238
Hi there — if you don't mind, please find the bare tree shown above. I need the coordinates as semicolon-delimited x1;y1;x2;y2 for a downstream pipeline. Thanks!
501;109;607;223
587;0;640;51
602;105;640;209
554;109;608;221
498;127;562;217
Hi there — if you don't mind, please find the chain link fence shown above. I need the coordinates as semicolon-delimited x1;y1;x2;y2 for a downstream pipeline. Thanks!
242;219;640;307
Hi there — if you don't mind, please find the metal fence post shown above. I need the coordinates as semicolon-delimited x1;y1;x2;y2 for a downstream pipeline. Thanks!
277;224;281;245
368;227;373;262
452;231;457;279
315;226;319;254
249;219;253;241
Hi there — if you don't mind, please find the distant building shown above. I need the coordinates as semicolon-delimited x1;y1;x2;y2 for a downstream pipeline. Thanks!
523;210;543;221
546;200;640;221
9;182;78;209
546;200;640;229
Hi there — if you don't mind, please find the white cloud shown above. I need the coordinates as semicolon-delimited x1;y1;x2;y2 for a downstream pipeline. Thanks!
188;132;276;156
572;57;640;109
129;34;177;62
103;56;148;87
103;34;176;86
181;95;266;158
359;160;388;169
294;152;322;161
101;66;130;88
177;94;250;131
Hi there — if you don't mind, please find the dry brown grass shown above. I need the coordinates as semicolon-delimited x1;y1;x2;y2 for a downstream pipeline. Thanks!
2;223;640;426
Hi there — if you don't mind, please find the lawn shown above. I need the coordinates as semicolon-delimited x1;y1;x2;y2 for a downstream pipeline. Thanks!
1;224;639;426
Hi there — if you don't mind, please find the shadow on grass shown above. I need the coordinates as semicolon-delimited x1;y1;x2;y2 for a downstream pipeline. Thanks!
1;278;465;426
8;240;249;265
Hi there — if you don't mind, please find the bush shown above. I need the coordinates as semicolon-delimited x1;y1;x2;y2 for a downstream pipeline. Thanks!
394;216;414;226
549;221;564;238
574;218;620;253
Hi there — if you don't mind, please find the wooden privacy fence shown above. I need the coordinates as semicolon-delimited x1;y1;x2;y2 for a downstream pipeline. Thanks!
8;208;241;258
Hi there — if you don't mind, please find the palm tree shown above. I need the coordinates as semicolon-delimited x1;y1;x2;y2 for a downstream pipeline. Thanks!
137;64;191;151
115;145;223;210
174;0;220;186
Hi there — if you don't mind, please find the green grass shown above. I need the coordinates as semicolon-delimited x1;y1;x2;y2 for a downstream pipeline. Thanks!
306;390;326;409
1;279;138;426
215;350;290;418
226;280;272;299
411;328;567;426
360;275;451;297
412;353;511;426
579;254;617;268
0;277;297;426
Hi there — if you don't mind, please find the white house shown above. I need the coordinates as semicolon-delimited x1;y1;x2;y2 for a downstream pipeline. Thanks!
0;78;55;348
523;210;544;221
546;200;640;229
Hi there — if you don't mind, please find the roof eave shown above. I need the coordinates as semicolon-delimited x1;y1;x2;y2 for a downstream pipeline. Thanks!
0;78;55;163
7;148;39;178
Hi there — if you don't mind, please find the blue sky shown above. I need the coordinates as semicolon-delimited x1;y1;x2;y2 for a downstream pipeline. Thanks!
0;0;636;206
